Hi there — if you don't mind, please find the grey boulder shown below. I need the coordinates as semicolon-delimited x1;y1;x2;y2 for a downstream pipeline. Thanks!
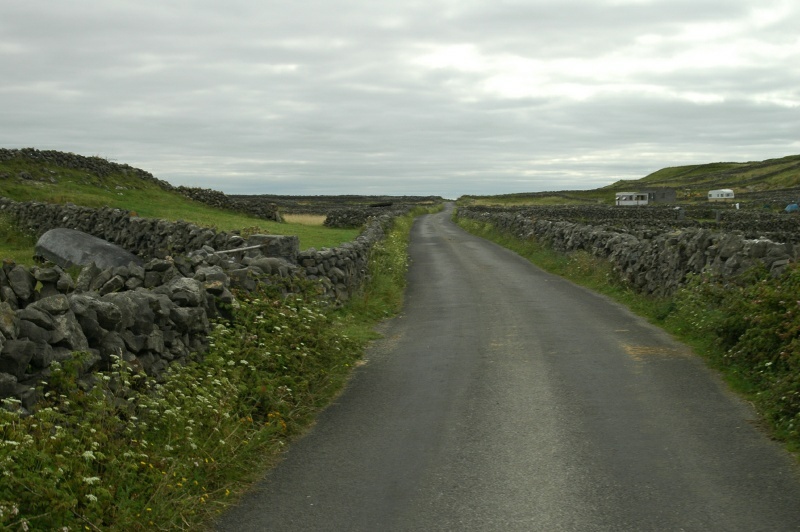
35;228;143;270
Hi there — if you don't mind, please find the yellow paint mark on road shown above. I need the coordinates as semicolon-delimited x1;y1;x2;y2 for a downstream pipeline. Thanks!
623;344;689;362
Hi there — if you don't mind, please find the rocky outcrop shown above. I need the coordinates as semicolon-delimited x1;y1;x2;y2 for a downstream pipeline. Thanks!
35;228;144;269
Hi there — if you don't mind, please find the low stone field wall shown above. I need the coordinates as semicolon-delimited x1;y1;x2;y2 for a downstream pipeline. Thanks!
456;205;796;297
0;197;395;409
0;198;249;259
324;205;411;228
473;204;800;244
175;186;282;221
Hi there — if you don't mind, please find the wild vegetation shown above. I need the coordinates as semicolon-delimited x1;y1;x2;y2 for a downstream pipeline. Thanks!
456;216;800;456
0;203;423;530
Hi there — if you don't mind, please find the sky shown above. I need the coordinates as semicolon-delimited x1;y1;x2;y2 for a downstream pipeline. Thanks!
2;1;799;199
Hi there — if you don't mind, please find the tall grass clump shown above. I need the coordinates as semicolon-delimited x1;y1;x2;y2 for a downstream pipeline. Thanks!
455;214;800;454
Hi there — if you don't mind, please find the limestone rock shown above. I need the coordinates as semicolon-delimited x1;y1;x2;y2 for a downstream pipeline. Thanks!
35;228;143;269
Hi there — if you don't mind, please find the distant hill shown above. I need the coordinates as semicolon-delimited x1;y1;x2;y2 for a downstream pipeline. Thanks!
604;154;800;197
459;154;800;207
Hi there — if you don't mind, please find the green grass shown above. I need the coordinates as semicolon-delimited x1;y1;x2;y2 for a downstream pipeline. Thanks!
0;207;428;530
333;210;416;339
0;214;39;265
455;214;800;458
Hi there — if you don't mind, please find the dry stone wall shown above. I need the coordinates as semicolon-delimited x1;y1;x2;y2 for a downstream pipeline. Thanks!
456;205;796;297
299;215;389;300
324;205;410;228
0;198;243;259
477;204;800;244
0;197;395;410
175;186;282;221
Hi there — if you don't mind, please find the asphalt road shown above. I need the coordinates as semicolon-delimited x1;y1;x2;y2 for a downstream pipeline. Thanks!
216;205;800;531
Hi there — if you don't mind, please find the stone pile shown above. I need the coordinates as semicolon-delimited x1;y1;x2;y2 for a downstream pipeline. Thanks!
0;235;303;409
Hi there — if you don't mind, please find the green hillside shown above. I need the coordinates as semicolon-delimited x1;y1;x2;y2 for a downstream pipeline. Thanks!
0;148;360;260
460;154;800;206
607;154;800;196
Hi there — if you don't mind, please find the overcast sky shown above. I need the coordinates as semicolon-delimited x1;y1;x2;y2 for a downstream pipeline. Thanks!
2;1;799;198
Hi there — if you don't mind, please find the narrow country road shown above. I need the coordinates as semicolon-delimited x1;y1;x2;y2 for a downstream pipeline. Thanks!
216;204;800;531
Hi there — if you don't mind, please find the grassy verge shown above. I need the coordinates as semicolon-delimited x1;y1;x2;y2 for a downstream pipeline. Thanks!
455;215;800;456
0;209;425;531
0;215;39;265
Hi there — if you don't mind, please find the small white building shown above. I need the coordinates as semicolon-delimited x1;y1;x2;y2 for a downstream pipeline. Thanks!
708;189;735;201
615;192;649;206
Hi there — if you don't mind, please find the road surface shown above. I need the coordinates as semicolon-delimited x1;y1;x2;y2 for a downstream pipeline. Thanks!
216;204;800;531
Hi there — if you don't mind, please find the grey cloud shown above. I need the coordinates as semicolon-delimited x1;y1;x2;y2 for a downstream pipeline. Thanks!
1;0;798;199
